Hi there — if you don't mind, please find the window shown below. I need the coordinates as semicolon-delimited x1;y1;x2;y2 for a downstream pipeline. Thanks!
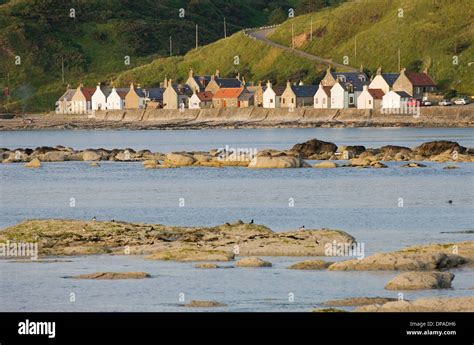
270;99;273;103
282;98;285;104
369;100;372;105
291;98;294;104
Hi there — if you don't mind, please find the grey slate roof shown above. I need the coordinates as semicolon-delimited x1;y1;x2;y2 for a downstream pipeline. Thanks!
291;85;318;97
172;84;193;96
382;73;400;87
146;88;165;101
331;72;368;91
193;76;212;90
238;91;255;101
58;89;76;101
395;91;411;98
215;78;242;88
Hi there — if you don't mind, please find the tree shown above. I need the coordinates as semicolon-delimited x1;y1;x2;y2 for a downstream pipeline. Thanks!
296;0;328;14
268;8;287;25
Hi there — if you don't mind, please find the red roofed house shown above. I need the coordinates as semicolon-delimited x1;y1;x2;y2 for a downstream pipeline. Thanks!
393;68;437;99
357;85;385;109
71;84;95;114
212;87;243;108
189;90;213;109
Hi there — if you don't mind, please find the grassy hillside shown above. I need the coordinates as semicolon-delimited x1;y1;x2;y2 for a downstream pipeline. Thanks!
0;0;296;112
268;0;474;95
113;32;326;87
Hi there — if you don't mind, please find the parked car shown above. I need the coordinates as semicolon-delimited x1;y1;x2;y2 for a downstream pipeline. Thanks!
421;100;432;106
439;99;452;106
453;97;470;105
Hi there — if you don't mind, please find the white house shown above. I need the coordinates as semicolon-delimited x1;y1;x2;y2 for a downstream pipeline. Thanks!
263;81;284;108
357;85;385;109
106;87;128;110
382;90;411;109
313;83;331;109
330;82;347;109
91;84;111;111
189;91;213;109
369;68;399;94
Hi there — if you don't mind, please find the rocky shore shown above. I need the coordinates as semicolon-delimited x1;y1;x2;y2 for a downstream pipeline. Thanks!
1;139;473;169
1;218;473;312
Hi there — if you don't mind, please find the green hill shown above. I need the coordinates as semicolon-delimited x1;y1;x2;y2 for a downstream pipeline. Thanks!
0;0;298;112
268;0;474;95
113;31;326;88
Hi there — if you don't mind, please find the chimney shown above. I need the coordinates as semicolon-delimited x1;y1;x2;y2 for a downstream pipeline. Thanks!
286;80;291;88
236;72;241;81
130;82;135;90
211;74;215;81
189;68;194;78
422;66;428;74
363;85;368;91
164;76;168;88
266;80;272;89
137;84;141;89
241;77;246;85
215;69;220;77
359;64;364;72
376;67;382;75
400;67;406;75
299;80;304;86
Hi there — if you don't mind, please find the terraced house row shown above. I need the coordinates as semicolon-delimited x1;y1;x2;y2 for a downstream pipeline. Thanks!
56;67;436;114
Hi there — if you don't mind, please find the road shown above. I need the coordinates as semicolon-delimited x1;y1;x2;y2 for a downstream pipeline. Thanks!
246;27;358;72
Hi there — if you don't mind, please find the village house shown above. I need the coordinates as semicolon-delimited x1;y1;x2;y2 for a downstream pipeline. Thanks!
246;81;264;107
313;83;331;109
263;81;285;109
163;79;192;109
357;85;384;109
144;87;165;109
124;83;146;109
392;68;437;99
186;68;212;92
106;87;129;110
238;89;255;108
281;81;317;108
369;68;399;94
91;84;111;111
205;71;242;94
212;87;243;108
71;84;95;114
382;90;411;109
321;67;368;108
55;87;76;114
189;90;213;109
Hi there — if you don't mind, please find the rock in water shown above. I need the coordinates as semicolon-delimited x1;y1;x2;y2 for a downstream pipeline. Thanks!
415;140;466;156
194;263;220;269
82;151;101;161
70;272;150;279
165;152;195;166
313;161;338;169
248;156;309;168
235;257;272;267
24;158;41;168
184;300;227;308
290;139;338;158
323;297;398;307
355;297;474;312
385;271;454;290
142;160;159;169
288;260;332;270
146;248;234;262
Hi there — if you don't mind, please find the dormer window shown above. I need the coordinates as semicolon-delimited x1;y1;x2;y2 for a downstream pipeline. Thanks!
337;75;346;83
358;75;366;82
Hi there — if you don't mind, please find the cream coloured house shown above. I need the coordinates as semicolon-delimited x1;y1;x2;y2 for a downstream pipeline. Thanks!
369;68;399;95
357;85;384;109
262;81;284;108
124;83;146;109
313;83;331;109
71;84;95;114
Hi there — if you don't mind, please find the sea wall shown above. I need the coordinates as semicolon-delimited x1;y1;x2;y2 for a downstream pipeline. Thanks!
84;106;474;127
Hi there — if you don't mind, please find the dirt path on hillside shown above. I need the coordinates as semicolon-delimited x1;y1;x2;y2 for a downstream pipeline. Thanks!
246;28;358;71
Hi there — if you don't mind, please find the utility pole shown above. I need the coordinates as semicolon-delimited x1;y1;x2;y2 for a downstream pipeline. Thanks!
291;23;294;49
397;47;401;71
169;36;172;56
354;35;357;62
310;17;313;41
224;17;227;38
6;72;10;111
195;24;198;49
61;56;65;85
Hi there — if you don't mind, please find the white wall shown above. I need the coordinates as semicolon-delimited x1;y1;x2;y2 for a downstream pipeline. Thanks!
382;91;401;108
314;88;329;109
189;94;201;109
330;84;346;109
92;87;107;110
107;89;124;110
263;88;277;108
357;90;374;109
